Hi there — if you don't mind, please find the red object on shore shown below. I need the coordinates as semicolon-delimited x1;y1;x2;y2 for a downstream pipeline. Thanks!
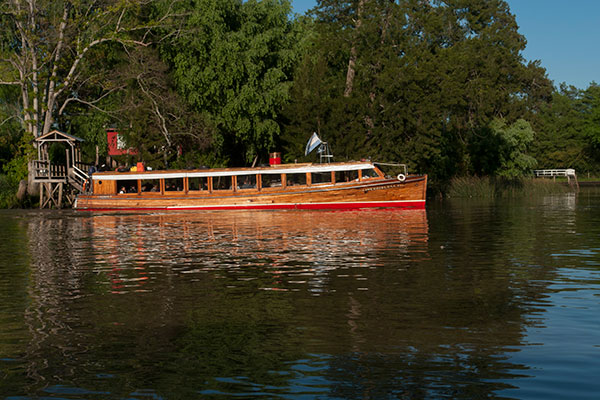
269;152;281;165
107;129;137;156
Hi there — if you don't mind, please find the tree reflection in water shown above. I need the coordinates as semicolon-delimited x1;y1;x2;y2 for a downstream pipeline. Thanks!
2;200;593;398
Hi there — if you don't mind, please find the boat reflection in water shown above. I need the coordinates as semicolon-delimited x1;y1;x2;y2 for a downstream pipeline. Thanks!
13;207;537;399
7;192;600;399
87;209;430;294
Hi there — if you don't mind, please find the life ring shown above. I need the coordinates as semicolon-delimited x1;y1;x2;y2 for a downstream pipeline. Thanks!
397;174;406;182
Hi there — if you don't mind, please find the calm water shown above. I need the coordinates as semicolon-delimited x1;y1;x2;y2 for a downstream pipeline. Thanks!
0;191;599;399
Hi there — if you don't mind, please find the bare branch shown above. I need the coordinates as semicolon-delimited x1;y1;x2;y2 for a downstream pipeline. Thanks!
58;84;125;116
54;37;113;99
136;73;172;147
59;96;118;117
0;116;16;127
116;7;126;32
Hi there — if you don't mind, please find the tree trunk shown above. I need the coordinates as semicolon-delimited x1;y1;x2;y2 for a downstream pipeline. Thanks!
344;0;367;97
27;162;39;197
344;48;357;98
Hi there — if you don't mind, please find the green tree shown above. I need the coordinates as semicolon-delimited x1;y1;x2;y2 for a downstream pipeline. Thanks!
71;46;214;169
283;0;552;180
532;83;600;173
162;0;303;165
531;85;586;170
0;85;23;171
0;0;183;185
489;118;537;178
580;83;600;166
0;0;181;138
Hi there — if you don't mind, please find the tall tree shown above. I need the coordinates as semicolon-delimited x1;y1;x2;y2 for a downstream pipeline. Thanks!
284;0;552;180
162;0;303;165
533;83;600;173
0;0;181;139
580;83;600;164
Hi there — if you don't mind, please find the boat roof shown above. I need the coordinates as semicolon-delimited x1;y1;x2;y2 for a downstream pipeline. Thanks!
92;161;377;181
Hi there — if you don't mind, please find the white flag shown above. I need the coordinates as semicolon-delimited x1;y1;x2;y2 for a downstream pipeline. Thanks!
305;132;322;156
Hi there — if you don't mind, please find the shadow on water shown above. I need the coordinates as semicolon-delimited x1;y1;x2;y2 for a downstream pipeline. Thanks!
0;191;599;399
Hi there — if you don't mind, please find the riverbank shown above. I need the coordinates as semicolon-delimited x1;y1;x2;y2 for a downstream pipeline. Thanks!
446;176;578;199
2;173;597;208
572;181;600;187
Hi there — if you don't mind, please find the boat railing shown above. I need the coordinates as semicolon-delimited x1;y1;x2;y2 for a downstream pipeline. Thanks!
374;162;408;180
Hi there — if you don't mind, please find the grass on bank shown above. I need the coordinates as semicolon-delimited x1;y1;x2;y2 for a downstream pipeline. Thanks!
0;174;19;208
447;176;573;199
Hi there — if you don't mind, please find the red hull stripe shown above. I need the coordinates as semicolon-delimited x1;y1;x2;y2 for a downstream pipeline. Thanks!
77;200;426;212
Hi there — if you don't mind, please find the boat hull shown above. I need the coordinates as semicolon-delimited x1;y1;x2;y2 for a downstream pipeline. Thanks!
75;176;427;212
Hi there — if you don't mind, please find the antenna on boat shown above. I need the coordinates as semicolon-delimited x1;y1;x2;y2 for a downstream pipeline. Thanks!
305;132;333;163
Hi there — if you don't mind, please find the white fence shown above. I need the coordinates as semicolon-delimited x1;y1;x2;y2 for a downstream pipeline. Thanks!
533;169;579;189
534;169;576;177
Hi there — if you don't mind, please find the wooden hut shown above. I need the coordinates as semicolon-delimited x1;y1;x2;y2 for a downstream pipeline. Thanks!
32;130;90;208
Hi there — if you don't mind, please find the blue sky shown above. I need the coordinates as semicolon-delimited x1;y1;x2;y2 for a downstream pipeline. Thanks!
290;0;600;89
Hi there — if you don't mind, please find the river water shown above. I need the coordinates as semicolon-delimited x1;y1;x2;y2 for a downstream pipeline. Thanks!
0;190;599;399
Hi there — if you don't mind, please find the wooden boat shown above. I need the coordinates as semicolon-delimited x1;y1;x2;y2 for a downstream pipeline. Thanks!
74;161;427;211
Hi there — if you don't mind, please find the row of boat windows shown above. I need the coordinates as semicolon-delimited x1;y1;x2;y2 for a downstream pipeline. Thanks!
111;169;379;194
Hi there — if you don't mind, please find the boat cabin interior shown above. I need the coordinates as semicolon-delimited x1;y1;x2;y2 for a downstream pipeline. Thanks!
91;163;386;196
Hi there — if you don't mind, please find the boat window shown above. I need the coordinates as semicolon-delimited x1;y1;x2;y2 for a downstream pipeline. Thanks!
188;176;208;191
286;173;306;186
117;180;138;194
165;177;184;192
261;174;282;188
213;176;232;191
311;172;331;185
335;170;358;183
362;168;379;179
238;174;257;189
141;179;160;193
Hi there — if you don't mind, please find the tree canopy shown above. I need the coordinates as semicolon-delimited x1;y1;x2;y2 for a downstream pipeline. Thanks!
161;0;302;165
283;0;553;180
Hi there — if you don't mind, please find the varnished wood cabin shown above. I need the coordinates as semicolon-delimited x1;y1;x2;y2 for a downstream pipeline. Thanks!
74;161;427;211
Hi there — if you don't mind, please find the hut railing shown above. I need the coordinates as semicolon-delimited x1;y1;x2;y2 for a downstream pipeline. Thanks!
31;160;67;180
74;160;95;174
68;165;89;193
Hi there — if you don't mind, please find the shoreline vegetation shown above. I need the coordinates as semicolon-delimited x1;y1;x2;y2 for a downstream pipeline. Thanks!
1;1;599;209
2;173;595;209
445;176;574;199
0;175;17;209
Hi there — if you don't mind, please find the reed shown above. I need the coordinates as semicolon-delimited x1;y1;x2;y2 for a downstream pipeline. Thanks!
447;176;495;198
447;176;570;198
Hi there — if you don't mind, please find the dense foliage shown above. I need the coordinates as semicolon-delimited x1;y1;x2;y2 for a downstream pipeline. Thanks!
0;0;599;204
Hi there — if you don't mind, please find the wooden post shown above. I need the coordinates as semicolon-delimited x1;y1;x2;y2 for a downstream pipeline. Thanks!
39;181;44;209
58;183;63;209
66;148;71;176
